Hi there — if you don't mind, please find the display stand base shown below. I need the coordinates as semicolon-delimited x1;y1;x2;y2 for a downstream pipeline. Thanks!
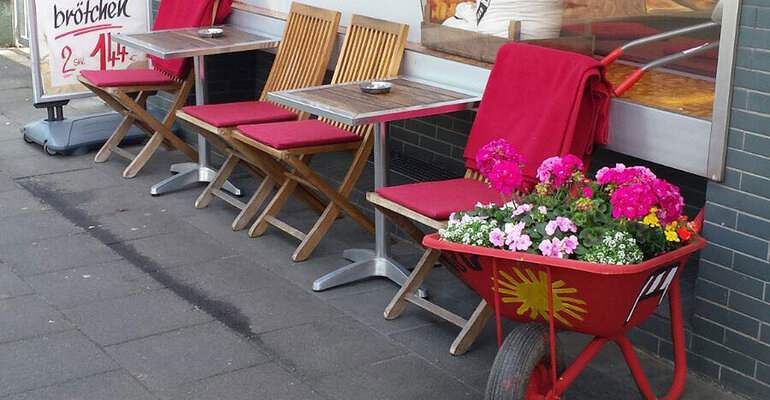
21;102;150;155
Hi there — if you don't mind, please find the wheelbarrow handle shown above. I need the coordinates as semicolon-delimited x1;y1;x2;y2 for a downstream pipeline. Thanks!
613;68;644;97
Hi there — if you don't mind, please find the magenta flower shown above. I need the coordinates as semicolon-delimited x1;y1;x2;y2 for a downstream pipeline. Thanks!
487;160;524;196
582;186;593;198
608;178;684;224
476;139;526;197
476;139;526;176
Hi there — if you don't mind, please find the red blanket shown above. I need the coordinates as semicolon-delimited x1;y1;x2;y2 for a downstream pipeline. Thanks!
148;0;234;79
463;43;612;185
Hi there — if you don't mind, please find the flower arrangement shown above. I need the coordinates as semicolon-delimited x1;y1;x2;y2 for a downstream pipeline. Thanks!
440;139;699;265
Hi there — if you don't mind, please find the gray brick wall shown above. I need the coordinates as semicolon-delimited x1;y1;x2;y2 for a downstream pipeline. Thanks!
692;0;770;397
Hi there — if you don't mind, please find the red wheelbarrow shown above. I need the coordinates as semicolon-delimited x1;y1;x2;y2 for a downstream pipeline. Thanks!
425;232;706;400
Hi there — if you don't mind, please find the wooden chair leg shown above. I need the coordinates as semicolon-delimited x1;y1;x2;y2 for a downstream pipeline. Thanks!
249;177;299;238
95;113;135;163
123;132;164;178
196;152;240;209
232;177;274;231
292;203;340;262
384;248;441;319
450;300;493;356
112;89;198;162
285;155;375;234
227;137;329;216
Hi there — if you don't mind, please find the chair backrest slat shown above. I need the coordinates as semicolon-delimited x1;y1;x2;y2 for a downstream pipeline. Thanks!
260;2;341;118
320;15;409;137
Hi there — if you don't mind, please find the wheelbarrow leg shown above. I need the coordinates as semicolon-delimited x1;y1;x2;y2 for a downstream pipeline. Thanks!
615;274;687;400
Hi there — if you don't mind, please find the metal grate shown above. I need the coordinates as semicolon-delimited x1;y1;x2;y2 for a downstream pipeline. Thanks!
384;151;460;182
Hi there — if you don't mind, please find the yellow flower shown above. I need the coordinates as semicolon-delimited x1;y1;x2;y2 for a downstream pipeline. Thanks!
665;230;680;242
642;212;659;227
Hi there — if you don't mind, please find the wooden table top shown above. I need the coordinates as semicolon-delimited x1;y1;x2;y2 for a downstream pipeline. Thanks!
268;78;481;126
113;25;279;60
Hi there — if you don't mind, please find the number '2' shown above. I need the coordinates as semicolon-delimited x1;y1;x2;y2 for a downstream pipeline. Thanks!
61;46;75;74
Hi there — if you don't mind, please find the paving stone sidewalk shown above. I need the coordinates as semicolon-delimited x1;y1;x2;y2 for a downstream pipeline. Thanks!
0;49;748;399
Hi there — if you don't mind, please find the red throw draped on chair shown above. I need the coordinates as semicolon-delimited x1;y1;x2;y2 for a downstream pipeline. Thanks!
148;0;234;79
463;42;612;182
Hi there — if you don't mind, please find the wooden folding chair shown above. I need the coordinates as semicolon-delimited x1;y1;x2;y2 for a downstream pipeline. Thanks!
223;15;409;262
78;0;230;178
367;173;500;356
175;2;341;231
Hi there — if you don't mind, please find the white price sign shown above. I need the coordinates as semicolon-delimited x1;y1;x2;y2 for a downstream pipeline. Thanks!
27;0;151;103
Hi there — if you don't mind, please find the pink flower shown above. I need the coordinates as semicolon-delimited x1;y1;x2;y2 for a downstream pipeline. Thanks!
562;235;579;254
582;186;593;198
536;154;584;187
504;222;526;238
536;157;560;182
510;234;532;251
596;163;656;186
545;217;577;236
449;213;460;224
512;203;533;217
489;228;506;247
539;239;555;257
538;206;547;214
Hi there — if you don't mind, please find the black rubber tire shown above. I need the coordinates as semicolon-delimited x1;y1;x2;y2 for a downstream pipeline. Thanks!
43;142;58;156
485;324;566;400
22;134;35;144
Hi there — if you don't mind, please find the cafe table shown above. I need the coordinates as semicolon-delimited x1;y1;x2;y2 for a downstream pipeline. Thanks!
268;77;481;295
113;26;280;196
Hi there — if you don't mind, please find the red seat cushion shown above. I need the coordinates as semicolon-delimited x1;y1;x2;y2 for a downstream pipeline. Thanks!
376;178;502;220
182;101;297;128
236;120;361;150
80;69;175;87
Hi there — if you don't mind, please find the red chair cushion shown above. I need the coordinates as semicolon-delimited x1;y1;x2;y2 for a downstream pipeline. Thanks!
236;120;361;150
182;101;297;128
376;178;502;220
80;69;175;87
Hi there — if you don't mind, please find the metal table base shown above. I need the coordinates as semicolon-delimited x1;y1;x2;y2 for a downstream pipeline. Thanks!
312;122;427;297
312;248;428;298
150;160;241;196
150;56;240;196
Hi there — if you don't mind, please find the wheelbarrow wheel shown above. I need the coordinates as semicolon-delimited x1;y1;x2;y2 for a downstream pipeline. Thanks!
485;324;566;400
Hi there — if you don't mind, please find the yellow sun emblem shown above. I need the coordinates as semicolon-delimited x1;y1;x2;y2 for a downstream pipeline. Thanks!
493;268;588;327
